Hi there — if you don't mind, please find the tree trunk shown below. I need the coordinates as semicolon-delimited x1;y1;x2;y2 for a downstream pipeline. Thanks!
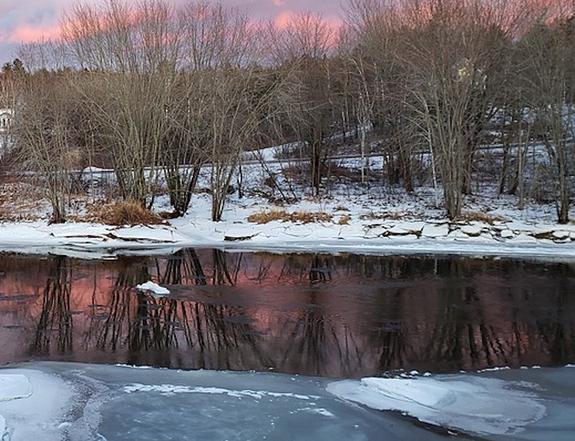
311;140;322;196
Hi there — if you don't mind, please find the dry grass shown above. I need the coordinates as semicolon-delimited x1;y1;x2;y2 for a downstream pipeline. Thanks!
248;210;333;224
338;214;352;225
85;200;165;226
247;210;288;224
457;211;506;225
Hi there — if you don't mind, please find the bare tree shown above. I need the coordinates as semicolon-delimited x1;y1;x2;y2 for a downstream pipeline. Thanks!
344;0;420;192
179;3;282;221
396;0;520;218
62;0;182;207
268;13;338;196
14;70;78;223
519;3;575;223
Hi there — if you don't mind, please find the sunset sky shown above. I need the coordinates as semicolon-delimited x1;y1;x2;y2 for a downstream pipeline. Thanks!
0;0;341;64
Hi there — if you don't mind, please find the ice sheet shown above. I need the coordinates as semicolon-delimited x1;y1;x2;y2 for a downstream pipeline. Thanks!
327;375;546;436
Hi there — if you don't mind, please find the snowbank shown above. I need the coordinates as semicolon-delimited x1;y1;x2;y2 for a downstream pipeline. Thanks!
0;215;574;260
2;155;575;259
327;376;546;436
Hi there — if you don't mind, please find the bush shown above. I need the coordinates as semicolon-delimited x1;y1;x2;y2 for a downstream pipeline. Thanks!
338;214;351;225
86;200;165;226
247;210;289;224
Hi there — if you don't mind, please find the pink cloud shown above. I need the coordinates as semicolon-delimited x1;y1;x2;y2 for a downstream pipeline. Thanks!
7;23;61;43
273;9;342;36
274;11;296;29
0;0;343;61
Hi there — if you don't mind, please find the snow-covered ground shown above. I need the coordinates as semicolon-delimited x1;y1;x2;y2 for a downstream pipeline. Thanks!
1;155;574;259
0;362;573;440
0;188;574;260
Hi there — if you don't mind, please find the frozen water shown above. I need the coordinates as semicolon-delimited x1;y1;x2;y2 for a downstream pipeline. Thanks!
0;363;464;441
327;376;545;436
0;363;573;440
0;375;32;402
0;369;75;441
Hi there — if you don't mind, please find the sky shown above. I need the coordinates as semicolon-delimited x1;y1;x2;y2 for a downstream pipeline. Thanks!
0;0;342;64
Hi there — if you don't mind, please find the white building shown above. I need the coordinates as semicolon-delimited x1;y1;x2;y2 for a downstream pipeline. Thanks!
0;109;13;133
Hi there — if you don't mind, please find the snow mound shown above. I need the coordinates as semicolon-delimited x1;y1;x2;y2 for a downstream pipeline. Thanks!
136;281;170;296
327;376;546;436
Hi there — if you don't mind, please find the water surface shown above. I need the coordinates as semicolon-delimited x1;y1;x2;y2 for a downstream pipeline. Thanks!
0;250;574;377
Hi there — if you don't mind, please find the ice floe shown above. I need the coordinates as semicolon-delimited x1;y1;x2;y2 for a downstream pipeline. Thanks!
135;281;170;296
327;375;546;436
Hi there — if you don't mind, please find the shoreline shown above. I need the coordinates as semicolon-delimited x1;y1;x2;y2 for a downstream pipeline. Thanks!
1;218;574;260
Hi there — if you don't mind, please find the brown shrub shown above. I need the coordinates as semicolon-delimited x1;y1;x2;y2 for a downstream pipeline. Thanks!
86;200;165;226
338;214;351;225
291;211;333;224
247;210;289;224
457;211;506;225
248;210;333;224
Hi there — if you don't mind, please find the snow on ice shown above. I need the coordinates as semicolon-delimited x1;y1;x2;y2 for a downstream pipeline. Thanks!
135;281;170;296
327;375;546;436
0;363;574;440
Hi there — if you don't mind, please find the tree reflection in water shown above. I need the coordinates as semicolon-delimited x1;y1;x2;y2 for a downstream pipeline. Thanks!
31;257;73;355
0;251;573;377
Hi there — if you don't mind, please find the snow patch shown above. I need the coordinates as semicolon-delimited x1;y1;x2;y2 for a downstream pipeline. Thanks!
477;366;511;373
501;229;515;239
124;383;319;401
300;407;335;418
0;369;75;441
460;224;484;237
327;376;546;436
115;364;154;370
136;282;170;296
421;223;449;238
0;375;32;402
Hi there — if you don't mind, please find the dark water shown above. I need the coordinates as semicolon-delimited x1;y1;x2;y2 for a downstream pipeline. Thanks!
0;250;574;378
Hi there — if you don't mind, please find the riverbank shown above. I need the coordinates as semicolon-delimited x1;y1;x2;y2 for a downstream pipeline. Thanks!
0;192;574;260
1;163;575;259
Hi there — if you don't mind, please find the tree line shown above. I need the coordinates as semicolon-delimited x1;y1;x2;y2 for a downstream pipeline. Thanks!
0;0;574;224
